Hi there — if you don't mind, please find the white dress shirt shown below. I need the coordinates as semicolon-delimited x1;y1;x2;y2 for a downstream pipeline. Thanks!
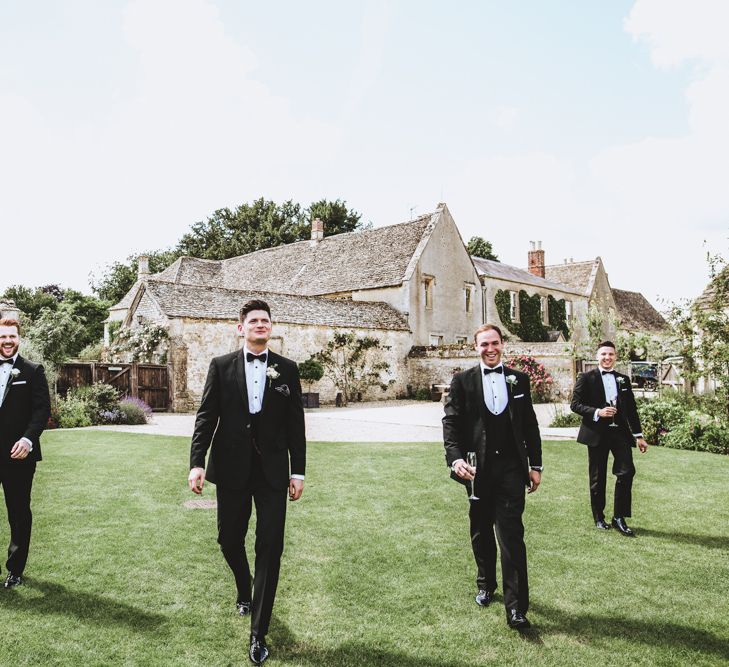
481;362;508;415
0;353;33;450
243;346;304;481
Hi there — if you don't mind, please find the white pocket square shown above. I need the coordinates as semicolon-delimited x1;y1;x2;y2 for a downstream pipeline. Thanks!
513;393;524;399
275;384;290;397
11;380;26;385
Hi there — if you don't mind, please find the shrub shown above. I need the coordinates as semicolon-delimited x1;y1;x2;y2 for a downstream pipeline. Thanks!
636;395;685;446
57;395;93;428
118;397;152;425
72;383;120;413
413;387;431;401
506;355;554;402
549;407;581;427
77;341;104;362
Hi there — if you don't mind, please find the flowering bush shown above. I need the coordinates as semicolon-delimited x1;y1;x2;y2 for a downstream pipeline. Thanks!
118;397;153;425
108;323;169;363
506;355;554;403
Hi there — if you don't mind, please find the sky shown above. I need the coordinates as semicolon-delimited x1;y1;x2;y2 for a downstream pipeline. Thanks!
1;0;727;307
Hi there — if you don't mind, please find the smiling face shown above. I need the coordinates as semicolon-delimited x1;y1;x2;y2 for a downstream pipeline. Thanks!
238;309;272;348
475;328;504;368
0;324;20;359
597;345;617;370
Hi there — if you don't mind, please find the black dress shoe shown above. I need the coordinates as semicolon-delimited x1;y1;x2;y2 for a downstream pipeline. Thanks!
507;609;531;630
595;519;611;530
236;600;251;616
475;589;495;607
249;635;269;665
4;573;22;588
612;517;635;537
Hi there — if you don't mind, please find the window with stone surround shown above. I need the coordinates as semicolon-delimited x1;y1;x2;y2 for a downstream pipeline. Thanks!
464;283;475;314
541;295;549;325
509;291;520;322
423;275;435;310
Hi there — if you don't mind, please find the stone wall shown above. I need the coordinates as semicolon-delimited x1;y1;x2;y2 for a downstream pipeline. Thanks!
171;317;412;410
407;341;576;401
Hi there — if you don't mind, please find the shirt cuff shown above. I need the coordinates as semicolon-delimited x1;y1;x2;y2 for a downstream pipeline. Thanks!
593;409;600;422
21;437;33;452
290;474;305;481
633;433;643;438
451;459;465;471
530;466;543;472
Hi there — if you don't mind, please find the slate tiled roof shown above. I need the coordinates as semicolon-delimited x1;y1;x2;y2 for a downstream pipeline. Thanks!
149;211;438;296
612;288;668;332
141;280;409;331
694;266;729;312
471;257;582;295
110;280;143;311
544;260;597;295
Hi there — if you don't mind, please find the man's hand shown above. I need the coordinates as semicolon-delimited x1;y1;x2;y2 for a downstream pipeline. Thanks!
452;459;475;481
636;437;648;453
188;467;205;494
527;469;541;494
598;406;617;418
289;478;304;501
9;440;30;460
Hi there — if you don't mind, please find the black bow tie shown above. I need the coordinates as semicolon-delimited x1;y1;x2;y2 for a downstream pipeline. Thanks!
601;370;615;376
0;358;13;365
246;352;267;363
483;366;503;375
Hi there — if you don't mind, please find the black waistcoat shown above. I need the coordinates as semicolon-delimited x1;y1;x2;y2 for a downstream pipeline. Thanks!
483;405;518;461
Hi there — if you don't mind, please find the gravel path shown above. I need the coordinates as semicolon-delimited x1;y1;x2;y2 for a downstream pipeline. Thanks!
88;400;578;442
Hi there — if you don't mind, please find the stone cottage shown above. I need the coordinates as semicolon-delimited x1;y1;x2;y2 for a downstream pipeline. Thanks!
108;203;484;408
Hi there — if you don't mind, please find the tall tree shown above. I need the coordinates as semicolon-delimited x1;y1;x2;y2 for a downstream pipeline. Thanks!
2;285;61;320
466;236;499;261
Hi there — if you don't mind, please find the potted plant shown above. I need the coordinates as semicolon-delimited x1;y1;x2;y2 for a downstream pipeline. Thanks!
298;357;324;408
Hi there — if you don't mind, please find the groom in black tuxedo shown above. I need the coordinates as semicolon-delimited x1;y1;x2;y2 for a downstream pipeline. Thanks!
0;318;51;588
189;299;306;665
571;340;648;536
443;324;542;630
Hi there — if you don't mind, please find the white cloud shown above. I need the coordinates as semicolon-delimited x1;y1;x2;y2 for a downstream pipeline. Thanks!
625;0;729;67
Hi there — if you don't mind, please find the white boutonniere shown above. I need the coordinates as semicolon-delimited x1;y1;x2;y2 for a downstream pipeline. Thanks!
616;376;625;385
266;364;280;387
506;374;517;386
10;368;20;379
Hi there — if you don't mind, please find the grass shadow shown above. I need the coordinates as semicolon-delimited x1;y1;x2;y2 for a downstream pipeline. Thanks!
532;600;729;661
636;527;729;551
0;578;166;631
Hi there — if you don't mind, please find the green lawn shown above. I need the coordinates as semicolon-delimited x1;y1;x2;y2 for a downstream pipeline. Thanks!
1;431;728;666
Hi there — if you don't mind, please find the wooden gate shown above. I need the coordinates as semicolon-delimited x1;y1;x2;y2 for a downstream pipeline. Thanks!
58;363;170;411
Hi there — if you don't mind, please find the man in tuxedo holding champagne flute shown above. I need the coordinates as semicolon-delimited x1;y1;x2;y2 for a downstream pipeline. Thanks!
570;340;648;536
443;324;542;630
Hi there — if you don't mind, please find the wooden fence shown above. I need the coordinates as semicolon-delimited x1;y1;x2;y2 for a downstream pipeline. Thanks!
58;363;171;411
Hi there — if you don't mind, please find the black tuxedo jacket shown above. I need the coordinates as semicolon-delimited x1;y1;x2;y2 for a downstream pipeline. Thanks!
0;355;51;465
571;368;642;447
190;349;306;491
443;365;542;484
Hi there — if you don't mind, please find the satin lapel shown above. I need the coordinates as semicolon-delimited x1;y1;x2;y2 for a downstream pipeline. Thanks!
1;355;20;406
504;366;516;424
260;351;278;413
595;369;608;406
234;350;249;411
471;365;489;430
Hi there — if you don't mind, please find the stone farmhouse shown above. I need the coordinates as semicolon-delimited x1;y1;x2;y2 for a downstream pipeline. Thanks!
108;203;664;409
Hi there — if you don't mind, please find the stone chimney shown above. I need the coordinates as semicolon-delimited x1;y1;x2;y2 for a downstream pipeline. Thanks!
138;255;150;279
527;241;545;278
310;218;324;243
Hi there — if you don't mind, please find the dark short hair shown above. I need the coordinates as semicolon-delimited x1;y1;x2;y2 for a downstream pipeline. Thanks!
0;318;20;335
474;323;503;343
597;340;616;350
239;299;271;322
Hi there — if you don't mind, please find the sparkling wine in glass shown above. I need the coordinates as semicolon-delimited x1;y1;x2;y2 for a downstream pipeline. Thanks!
466;451;479;500
608;399;619;428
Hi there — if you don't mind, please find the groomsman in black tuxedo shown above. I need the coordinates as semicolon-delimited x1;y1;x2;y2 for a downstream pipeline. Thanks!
443;324;542;631
571;340;648;536
0;318;51;588
189;300;306;665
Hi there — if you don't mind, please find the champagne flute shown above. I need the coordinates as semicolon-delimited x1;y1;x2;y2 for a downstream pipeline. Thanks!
466;451;479;500
608;399;618;428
